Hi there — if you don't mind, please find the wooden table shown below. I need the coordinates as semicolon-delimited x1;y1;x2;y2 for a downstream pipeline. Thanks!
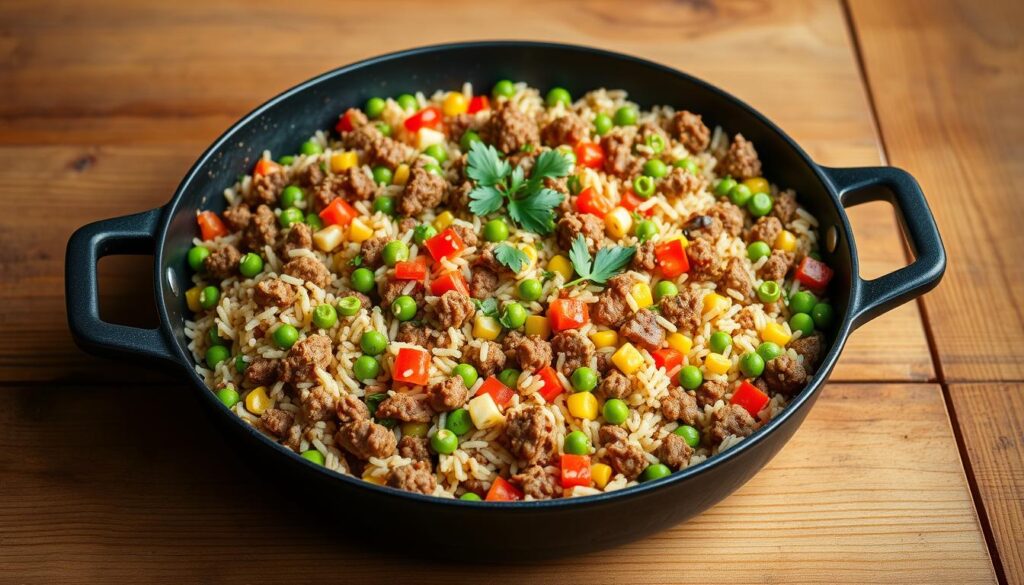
1;0;1019;582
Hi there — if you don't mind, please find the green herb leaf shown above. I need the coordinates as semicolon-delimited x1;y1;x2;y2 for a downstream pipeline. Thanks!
508;188;564;235
567;234;635;286
468;185;505;216
568;234;592;278
528;150;572;191
493;243;530;273
473;297;499;317
466;141;509;187
508;166;526;198
348;255;364;267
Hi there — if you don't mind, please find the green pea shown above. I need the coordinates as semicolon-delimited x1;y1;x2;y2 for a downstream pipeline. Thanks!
235;355;248;374
642;159;668;179
360;331;387;356
375;122;392;137
715;177;738;197
382;240;409;267
239;252;264;278
518;279;543;302
424;144;448;164
654;280;678;302
372;165;393;185
208;325;226;346
272;324;299;349
205;345;230;368
673;425;700;448
679;365;703;390
312;303;338;329
739;352;765;377
640;463;672;482
372;196;395;216
497;368;521;389
430;429;459;455
281;185;305;209
413;224;437;246
446;408;473;435
460;492;482;501
492;80;516;99
709;331;732;354
634;220;658;242
645;133;666;154
305;213;324;231
279;207;304;228
501;302;527;329
337;295;362;316
452;364;479;389
563;430;591;455
757;342;783;362
391;295;417;321
602;398;629;425
613;106;637;126
397;94;417;110
353;355;380;380
593;113;613;136
300;141;323;156
187;246;210;272
460;130;482;152
633;175;656;198
729;183;753;207
747;241;772;262
674;158;699;174
571;367;598;393
423;163;443;176
483;219;509;243
278;155;295;166
790;291;817;314
300;449;325;465
365;97;386;119
811;302;835;329
199;285;220;309
215;386;240;408
546;87;572;108
748;192;774;217
757;280;781;303
350;267;376;293
789;313;815;337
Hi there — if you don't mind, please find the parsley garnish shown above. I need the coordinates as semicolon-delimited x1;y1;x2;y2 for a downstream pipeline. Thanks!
467;141;570;235
493;243;530;273
473;297;499;317
566;234;636;287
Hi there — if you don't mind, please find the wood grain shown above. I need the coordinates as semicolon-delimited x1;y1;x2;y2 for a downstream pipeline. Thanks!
0;383;995;584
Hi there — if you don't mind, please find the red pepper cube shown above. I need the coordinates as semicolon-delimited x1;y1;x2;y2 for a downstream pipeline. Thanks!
575;187;613;218
394;257;428;282
430;270;469;296
318;198;358;228
574;142;605;170
404;106;443;133
560;454;592;488
548;298;590;332
335;108;358;133
252;158;279;178
392;347;431;386
619;188;654;216
197;211;229;241
467;95;490;114
794;256;834;291
485;476;523;502
651;348;683;373
535;366;564;403
424;227;466;261
654;238;690;278
476;375;514;407
731;380;770;416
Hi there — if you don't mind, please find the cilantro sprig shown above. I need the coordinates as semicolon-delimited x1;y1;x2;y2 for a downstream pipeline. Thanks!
467;141;570;235
493;243;531;273
565;235;636;287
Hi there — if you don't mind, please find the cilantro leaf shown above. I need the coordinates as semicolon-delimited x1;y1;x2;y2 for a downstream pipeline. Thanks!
508;188;564;235
568;234;592;278
466;142;509;186
469;185;505;216
493;243;530;273
473;297;499;317
528;149;572;190
508;165;526;197
567;234;635;286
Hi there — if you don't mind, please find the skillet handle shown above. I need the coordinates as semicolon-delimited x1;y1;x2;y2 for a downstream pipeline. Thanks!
823;166;946;329
65;208;176;363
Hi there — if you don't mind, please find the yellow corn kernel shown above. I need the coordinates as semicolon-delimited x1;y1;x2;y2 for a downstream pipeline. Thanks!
702;292;730;316
548;254;574;281
442;92;469;116
589;330;619;349
604;207;633;239
244;386;272;415
330;151;358;172
666;333;693;355
743;177;770;195
468;393;503;429
346;218;374;243
393;163;410;186
567;392;599;420
401;421;430;438
704;353;731;375
612;342;644;375
524;315;551;339
761;322;792;347
433;211;454;231
185;286;203;313
774;229;797;253
591;463;613;489
521;245;538;270
362;470;385;485
630;282;654;309
313;224;345;252
415;127;446;150
473;315;502;341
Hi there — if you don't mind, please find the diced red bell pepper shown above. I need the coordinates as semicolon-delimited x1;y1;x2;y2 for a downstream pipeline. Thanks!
424;227;466;261
574;142;605;170
535;366;564;403
476;375;514;407
548;298;590;332
403;106;443;133
654;238;690;278
318;198;358;227
430;270;469;296
392;347;431;386
651;348;683;373
394;256;429;282
485;476;523;502
619;188;654;216
253;159;279;178
467;95;490;114
731;380;770;416
575;187;613;218
197;211;229;241
560;454;592;488
794;256;834;291
335;108;359;133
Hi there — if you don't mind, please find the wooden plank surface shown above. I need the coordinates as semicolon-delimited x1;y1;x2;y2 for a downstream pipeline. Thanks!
0;383;995;584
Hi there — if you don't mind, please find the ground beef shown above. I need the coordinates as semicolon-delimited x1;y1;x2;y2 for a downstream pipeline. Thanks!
204;245;241;280
486;103;539;154
659;288;703;334
283;256;332;289
465;340;506;377
545;176;569;196
449;223;479;249
259;408;294;438
591;274;634;328
296;162;325;188
516;335;553;372
398;435;432;462
254;278;296;308
759;249;793;281
244;358;280;386
696;379;729;408
248;166;287;206
619;309;666;351
512;465;560;500
281;334;333;383
657;433;694;470
222;204;251;231
283;425;302;452
339;107;369;130
505;404;554;465
436;290;474;330
386;460;436;495
748;216;783;245
791;333;825;373
426;376;469;412
595;351;615;375
718;257;753;301
717;133;762;180
336;419;396;460
280;222;312;256
312;167;377;211
709;202;745;237
599;425;646;479
771;189;798;223
709;404;757;443
660;386;700;425
446;113;488;144
347;125;413;169
670;110;711;153
446;180;472;210
503;331;526;364
556;211;605;254
242;205;278;251
470;267;498;299
601;127;640;178
359;236;388;268
396;322;446;349
658;166;704;198
336;393;370;423
473;245;508;274
735;306;757;332
400;167;448;216
685;237;719;281
684;213;723;242
302;385;336;422
632;240;657;271
541;113;589;146
377;393;434;422
598;370;631;400
762;355;807;396
550;330;596;377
